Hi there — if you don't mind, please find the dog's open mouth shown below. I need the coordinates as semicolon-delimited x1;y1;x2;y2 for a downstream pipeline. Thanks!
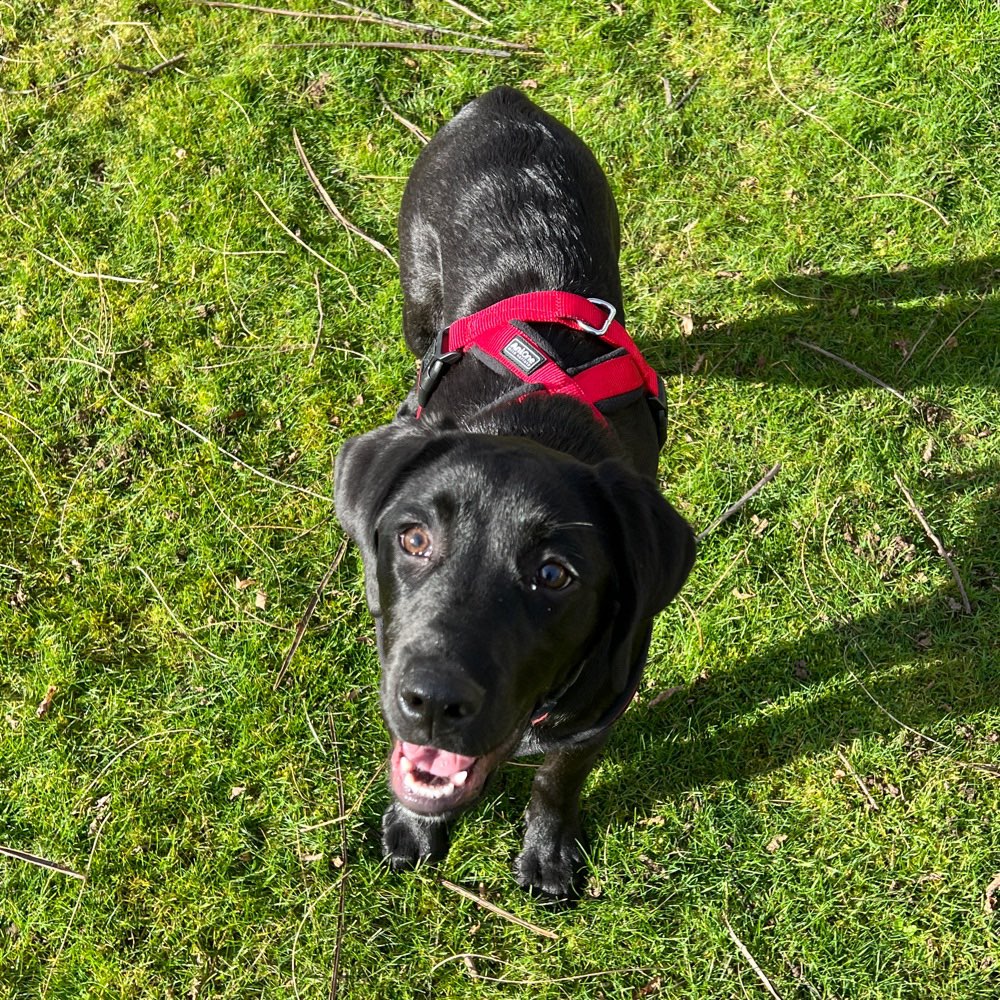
390;740;495;814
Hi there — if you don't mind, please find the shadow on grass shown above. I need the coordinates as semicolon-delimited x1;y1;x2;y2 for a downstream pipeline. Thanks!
591;255;1000;815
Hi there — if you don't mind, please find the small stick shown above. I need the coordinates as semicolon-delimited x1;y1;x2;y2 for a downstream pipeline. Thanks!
115;53;186;76
767;28;890;183
253;188;347;275
298;761;387;831
274;539;349;690
327;712;349;1000
698;0;722;14
697;462;781;541
0;845;84;880
722;914;784;1000
440;0;493;26
35;249;145;285
272;40;515;58
835;749;880;812
855;192;950;228
673;74;702;111
198;0;527;48
918;303;984;373
382;101;429;144
292;129;397;264
136;565;228;664
170;414;336;503
795;339;919;413
893;473;972;614
439;879;559;940
309;271;324;366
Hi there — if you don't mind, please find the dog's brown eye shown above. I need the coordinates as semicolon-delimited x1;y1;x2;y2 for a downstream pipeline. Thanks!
535;561;572;590
399;525;432;557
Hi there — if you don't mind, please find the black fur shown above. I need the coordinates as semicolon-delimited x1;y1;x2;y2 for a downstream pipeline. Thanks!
334;87;695;897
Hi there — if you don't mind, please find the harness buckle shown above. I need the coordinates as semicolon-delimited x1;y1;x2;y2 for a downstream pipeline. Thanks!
577;297;617;336
417;328;462;409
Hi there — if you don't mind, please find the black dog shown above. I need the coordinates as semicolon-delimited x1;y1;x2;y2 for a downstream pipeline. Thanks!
334;86;695;897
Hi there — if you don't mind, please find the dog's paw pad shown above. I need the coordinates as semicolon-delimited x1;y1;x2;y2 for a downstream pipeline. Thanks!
514;836;585;899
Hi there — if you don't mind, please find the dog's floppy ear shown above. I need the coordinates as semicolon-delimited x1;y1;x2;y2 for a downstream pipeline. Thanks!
334;421;442;616
596;457;695;630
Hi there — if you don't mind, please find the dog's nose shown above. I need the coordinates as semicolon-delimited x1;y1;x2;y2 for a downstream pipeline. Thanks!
396;665;485;737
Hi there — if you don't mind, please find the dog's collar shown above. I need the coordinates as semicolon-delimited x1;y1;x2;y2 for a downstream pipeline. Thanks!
415;291;666;444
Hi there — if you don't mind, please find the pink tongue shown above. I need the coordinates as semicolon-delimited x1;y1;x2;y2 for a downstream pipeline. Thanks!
401;742;477;778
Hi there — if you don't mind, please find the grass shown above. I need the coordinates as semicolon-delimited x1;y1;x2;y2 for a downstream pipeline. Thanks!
1;0;998;996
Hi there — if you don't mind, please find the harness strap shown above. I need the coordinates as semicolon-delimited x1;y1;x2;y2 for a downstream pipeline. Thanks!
415;291;665;439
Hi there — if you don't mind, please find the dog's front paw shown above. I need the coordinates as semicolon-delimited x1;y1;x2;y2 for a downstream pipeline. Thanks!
381;802;450;870
514;826;586;899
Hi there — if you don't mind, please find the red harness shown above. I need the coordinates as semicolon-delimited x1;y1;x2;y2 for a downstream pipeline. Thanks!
415;291;666;442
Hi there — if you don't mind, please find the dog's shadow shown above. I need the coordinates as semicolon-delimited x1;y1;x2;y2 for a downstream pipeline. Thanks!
589;254;1000;818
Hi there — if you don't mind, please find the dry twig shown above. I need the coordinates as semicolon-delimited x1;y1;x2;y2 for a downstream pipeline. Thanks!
722;914;784;1000
767;28;890;183
440;0;492;25
273;39;516;57
0;845;84;880
836;749;880;811
274;539;350;690
893;473;972;614
292;130;397;264
855;192;950;228
35;249;145;285
439;879;559;939
310;271;324;366
795;339;919;412
116;53;187;76
382;101;429;144
327;712;349;1000
198;0;527;48
697;462;781;541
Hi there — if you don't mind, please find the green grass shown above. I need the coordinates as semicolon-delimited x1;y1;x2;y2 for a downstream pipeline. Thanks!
2;0;999;996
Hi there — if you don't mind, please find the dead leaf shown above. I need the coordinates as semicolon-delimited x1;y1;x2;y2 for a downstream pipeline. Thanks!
766;834;788;853
255;589;267;610
984;872;1000;913
36;685;57;719
679;314;695;337
520;79;538;90
229;786;246;800
634;975;662;998
300;852;323;863
236;577;256;591
649;686;685;707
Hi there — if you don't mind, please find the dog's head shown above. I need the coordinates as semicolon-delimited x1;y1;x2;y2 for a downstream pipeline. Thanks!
334;422;694;817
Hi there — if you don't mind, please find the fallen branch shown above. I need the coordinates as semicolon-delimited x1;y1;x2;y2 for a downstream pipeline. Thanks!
292;129;397;265
439;879;559;940
697;462;781;541
893;473;972;614
274;539;349;690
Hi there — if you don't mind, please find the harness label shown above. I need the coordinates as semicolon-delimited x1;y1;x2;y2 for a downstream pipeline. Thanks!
500;335;546;375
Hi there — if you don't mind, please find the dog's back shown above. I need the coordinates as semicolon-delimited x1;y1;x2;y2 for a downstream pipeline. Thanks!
398;86;623;351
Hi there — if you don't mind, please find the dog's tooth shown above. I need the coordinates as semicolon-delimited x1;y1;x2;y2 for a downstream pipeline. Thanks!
399;755;413;773
451;770;468;786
